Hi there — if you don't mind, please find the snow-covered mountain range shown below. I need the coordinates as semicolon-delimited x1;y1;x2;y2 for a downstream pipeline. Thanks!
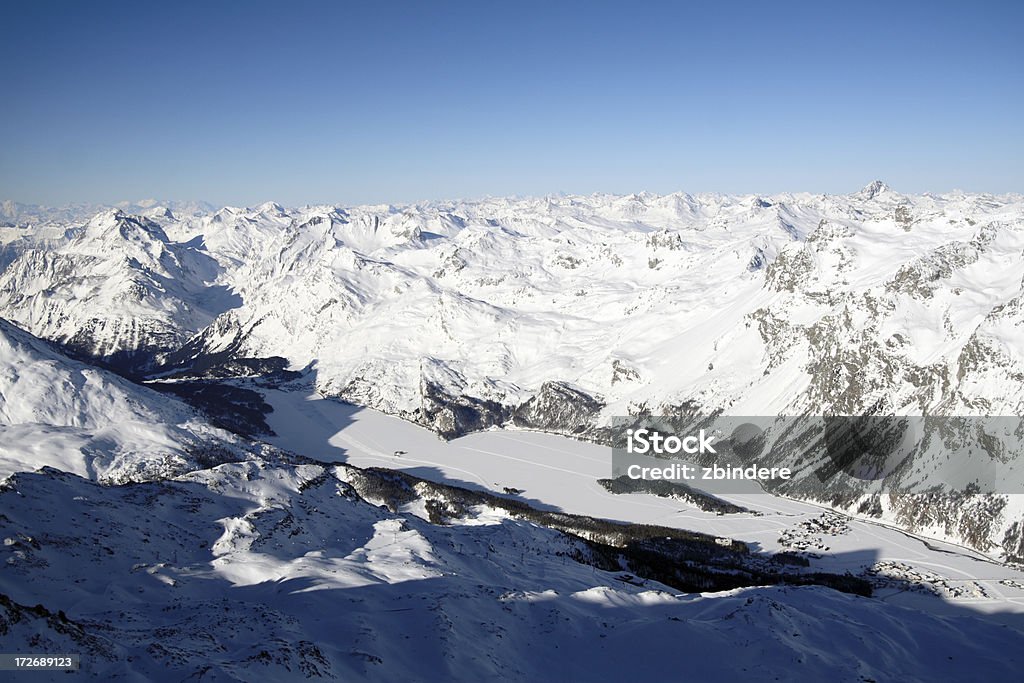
2;183;1023;555
5;184;1023;418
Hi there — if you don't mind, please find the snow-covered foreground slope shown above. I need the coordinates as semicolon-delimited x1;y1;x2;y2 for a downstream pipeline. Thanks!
3;458;1024;682
0;318;254;482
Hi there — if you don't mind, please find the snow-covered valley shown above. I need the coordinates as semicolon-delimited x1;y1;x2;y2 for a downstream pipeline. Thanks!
258;384;1024;616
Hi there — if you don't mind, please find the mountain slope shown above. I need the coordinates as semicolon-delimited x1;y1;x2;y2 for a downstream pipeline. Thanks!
0;210;238;372
3;460;1022;681
0;317;251;482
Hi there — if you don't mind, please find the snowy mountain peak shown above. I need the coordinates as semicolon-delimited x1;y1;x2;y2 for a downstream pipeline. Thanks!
144;205;175;220
254;200;285;215
83;208;170;244
857;179;891;200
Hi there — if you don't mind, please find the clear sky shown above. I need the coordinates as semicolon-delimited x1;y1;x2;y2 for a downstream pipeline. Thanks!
1;0;1021;206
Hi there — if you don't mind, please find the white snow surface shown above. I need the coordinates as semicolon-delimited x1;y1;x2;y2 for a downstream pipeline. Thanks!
0;318;248;482
4;456;1024;681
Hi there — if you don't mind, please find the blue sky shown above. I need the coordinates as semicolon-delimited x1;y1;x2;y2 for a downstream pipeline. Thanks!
1;0;1021;206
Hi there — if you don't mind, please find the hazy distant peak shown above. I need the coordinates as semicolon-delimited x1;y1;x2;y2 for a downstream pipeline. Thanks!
857;180;891;200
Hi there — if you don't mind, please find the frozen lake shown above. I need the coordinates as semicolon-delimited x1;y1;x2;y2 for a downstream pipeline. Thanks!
262;386;1024;619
